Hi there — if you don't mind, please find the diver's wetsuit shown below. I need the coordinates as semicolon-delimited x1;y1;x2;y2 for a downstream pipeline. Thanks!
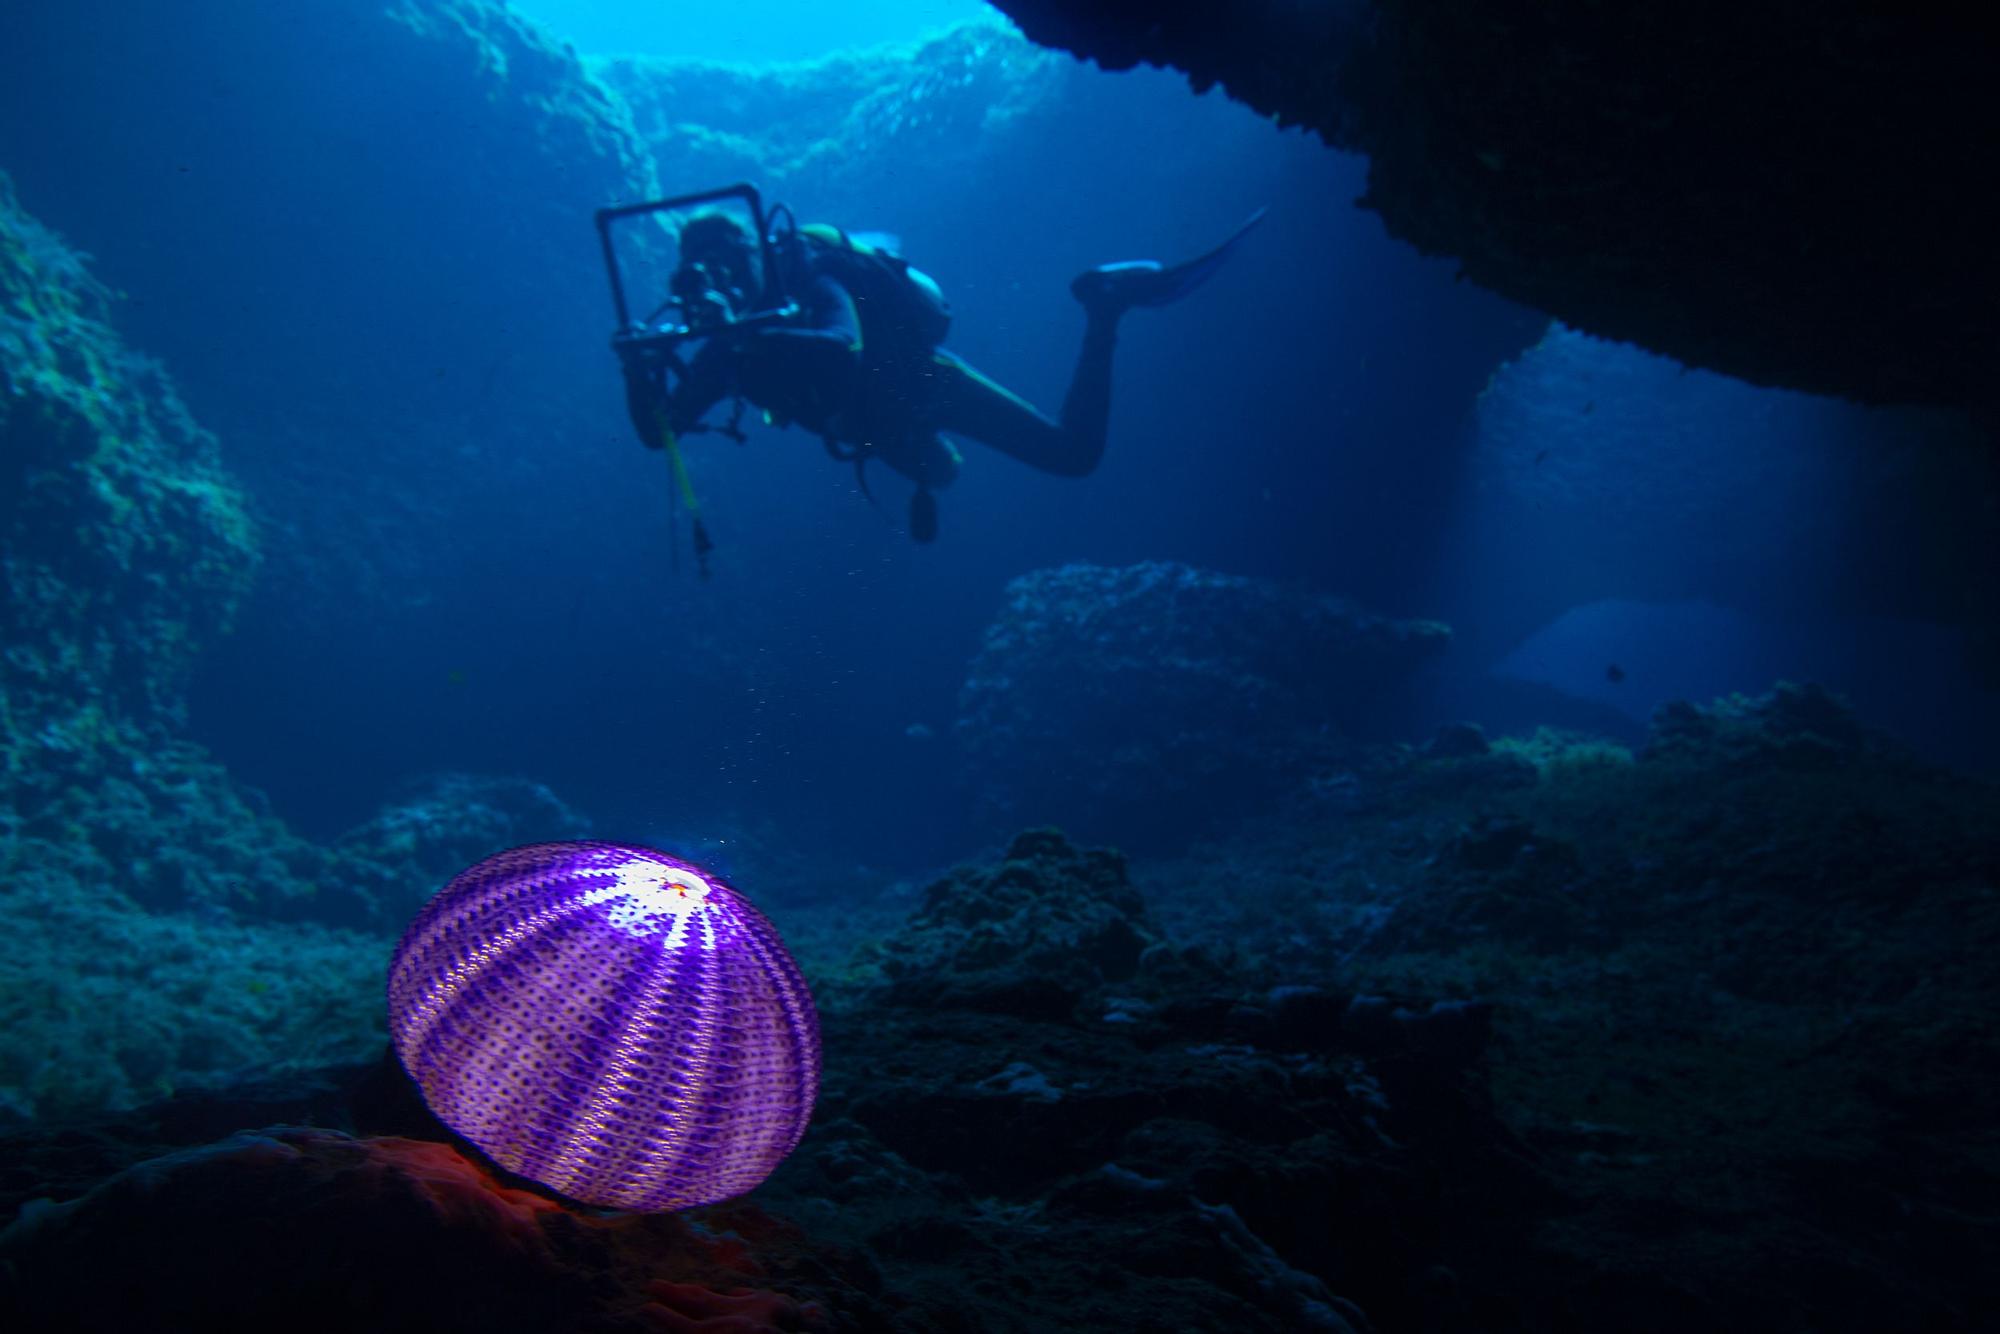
660;244;1117;492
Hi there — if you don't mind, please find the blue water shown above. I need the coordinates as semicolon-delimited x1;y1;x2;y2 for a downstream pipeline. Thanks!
2;2;1989;877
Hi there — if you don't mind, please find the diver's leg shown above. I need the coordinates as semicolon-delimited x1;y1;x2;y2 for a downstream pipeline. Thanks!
931;216;1263;476
930;309;1120;479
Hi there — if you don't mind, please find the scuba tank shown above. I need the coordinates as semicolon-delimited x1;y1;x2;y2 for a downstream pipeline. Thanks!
790;223;952;352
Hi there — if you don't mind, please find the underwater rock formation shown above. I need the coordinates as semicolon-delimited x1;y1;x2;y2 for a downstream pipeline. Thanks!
955;561;1450;847
5;702;1994;1331
594;21;1064;218
0;176;592;883
0;885;389;1125
1149;682;2000;1328
0;172;321;920
334;772;591;927
0;0;656;650
0;763;594;1125
989;1;2000;417
0;187;601;1118
0;176;390;1118
825;919;1516;1329
0;826;1540;1334
0;178;256;726
871;827;1156;1018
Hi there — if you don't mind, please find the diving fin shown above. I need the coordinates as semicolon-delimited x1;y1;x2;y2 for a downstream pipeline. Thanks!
1071;207;1267;313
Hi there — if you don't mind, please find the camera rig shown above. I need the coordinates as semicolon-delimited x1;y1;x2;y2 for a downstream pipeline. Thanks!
596;181;799;373
595;183;805;578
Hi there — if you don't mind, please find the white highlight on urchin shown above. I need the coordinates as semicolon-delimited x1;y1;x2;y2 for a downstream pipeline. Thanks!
579;858;721;949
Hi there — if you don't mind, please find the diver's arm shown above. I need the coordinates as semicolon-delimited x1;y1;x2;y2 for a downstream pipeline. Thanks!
661;337;734;437
733;273;861;398
633;276;856;447
756;272;862;358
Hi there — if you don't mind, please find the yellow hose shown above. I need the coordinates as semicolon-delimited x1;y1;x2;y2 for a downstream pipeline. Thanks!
656;413;701;515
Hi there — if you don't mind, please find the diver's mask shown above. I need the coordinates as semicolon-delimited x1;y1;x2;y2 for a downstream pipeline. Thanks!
671;258;750;334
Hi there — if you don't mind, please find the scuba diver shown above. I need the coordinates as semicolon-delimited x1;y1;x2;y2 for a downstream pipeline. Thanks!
604;186;1263;557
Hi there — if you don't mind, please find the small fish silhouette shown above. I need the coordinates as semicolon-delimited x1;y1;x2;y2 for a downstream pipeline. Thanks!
1605;663;1626;684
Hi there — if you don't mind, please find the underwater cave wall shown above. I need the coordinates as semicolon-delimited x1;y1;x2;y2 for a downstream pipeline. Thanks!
0;174;257;732
0;173;407;1117
0;0;666;827
989;0;2000;419
0;169;295;914
0;0;656;625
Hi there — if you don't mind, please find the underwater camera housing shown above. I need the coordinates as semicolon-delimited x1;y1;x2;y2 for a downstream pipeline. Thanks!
597;182;799;372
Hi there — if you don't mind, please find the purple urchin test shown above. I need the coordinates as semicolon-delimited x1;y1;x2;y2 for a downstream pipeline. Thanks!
386;841;820;1211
